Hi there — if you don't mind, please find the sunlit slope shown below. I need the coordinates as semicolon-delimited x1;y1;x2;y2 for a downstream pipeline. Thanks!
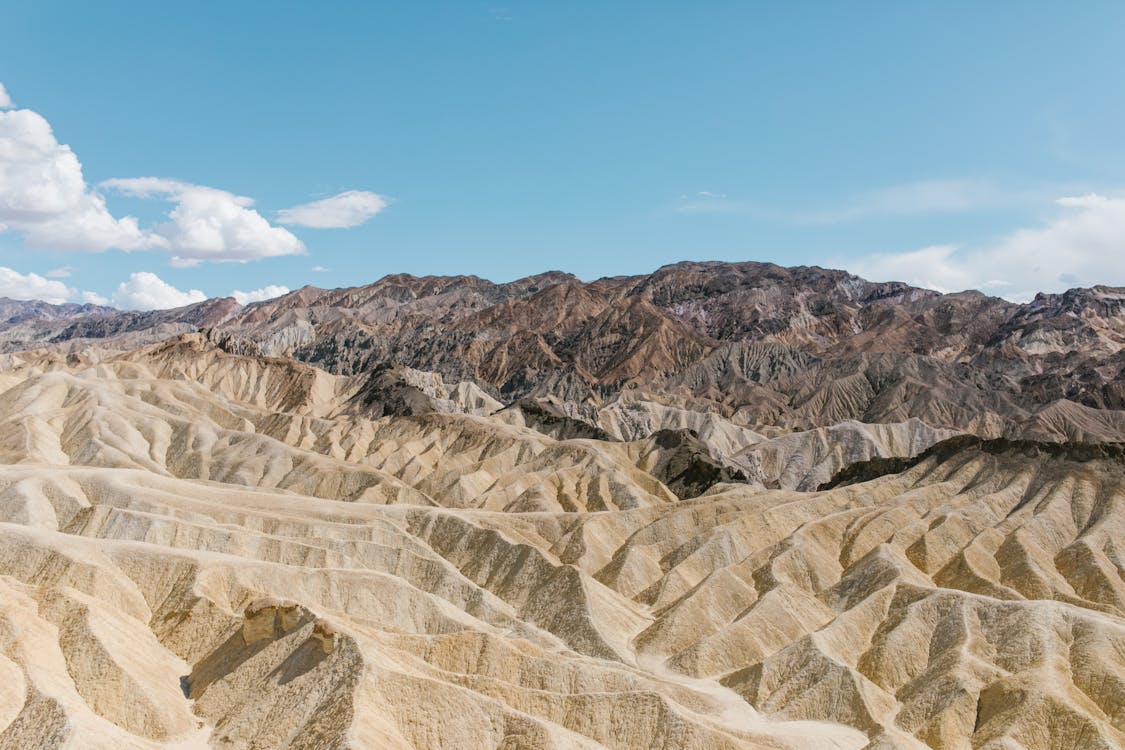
0;338;1120;749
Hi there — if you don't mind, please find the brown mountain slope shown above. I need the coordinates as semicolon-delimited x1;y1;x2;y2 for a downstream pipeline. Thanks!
2;262;1123;444
209;262;1125;441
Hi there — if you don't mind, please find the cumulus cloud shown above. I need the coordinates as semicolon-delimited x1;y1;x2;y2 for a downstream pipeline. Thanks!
81;291;109;305
111;271;206;310
0;84;374;264
231;284;289;304
101;178;305;264
310;265;329;272
277;190;388;229
46;265;76;278
0;106;152;251
0;266;74;304
853;194;1125;301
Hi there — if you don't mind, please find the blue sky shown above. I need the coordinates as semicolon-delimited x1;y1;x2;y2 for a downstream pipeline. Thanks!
2;1;1125;308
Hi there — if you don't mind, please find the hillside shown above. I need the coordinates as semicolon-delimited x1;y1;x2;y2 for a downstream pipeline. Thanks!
0;262;1122;749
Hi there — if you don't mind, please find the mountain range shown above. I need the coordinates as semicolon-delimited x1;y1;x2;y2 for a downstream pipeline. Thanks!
0;261;1121;749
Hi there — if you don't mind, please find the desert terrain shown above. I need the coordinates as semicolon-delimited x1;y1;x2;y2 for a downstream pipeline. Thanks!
0;262;1121;749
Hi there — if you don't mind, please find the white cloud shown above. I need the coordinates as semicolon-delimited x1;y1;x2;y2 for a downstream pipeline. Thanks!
310;265;330;272
46;265;76;278
111;271;207;311
231;284;289;304
102;178;306;264
674;193;749;215
803;179;1040;224
676;178;1047;223
852;193;1125;301
0;266;74;304
277;190;388;229
0;85;375;261
81;291;109;305
852;245;968;295
0;107;152;251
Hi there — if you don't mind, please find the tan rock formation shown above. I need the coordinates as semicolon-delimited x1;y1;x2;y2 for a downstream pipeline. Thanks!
0;322;1120;749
